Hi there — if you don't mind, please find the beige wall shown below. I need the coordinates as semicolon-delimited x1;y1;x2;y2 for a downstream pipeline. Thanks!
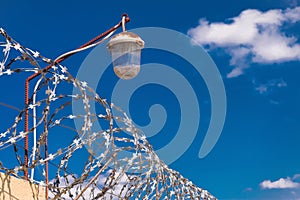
0;172;45;200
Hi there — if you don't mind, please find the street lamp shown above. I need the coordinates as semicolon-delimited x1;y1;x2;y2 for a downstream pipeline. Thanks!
23;13;143;199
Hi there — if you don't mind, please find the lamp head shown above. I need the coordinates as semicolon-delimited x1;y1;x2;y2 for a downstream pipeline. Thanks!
107;32;144;80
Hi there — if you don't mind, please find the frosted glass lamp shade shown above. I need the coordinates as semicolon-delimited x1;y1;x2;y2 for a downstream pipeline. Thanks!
107;32;144;80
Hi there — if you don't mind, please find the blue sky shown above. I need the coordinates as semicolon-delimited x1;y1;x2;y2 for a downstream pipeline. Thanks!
0;1;300;199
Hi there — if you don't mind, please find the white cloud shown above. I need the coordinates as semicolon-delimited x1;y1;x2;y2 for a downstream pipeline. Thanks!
260;177;300;189
188;7;300;78
285;7;300;21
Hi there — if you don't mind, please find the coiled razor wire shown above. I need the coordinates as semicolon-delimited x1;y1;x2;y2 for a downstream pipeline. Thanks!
0;28;216;200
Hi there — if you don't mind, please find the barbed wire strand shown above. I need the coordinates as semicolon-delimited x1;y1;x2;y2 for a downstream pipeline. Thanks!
0;27;217;199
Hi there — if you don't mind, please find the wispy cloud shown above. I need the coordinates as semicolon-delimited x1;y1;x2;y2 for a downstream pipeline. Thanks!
244;187;253;192
188;7;300;78
254;78;287;95
260;177;300;189
293;174;300;180
286;0;299;7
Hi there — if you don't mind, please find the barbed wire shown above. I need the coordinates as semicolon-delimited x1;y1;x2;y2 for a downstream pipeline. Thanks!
0;27;217;200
